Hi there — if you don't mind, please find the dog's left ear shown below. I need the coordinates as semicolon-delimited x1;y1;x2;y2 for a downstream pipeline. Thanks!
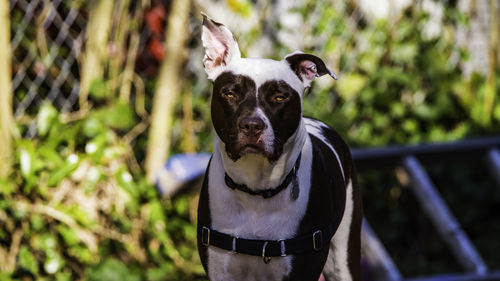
284;51;337;88
201;13;241;80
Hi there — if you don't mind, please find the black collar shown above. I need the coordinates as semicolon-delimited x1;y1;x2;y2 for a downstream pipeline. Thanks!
224;153;302;199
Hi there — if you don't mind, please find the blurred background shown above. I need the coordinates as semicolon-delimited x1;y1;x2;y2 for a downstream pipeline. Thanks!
0;0;500;280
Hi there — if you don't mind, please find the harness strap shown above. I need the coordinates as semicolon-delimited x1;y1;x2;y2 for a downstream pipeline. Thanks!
197;220;340;259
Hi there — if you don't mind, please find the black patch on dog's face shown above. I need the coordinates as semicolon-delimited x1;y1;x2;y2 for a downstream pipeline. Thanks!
211;72;302;162
212;72;257;161
257;80;301;161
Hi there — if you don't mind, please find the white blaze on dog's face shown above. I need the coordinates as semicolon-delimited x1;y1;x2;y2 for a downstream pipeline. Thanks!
202;13;337;162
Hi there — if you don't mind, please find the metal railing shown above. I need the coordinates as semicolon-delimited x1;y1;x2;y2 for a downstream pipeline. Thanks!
355;137;500;281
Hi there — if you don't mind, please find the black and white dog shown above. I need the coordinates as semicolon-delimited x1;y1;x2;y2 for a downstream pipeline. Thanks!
197;13;362;281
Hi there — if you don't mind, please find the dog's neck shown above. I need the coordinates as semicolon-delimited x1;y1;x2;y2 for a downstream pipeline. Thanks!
217;120;307;191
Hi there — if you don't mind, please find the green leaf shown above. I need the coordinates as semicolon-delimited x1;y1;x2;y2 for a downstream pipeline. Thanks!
116;169;139;199
38;146;65;167
31;214;44;231
494;104;500;121
37;103;59;137
359;51;381;74
89;78;109;100
57;225;79;246
47;158;79;186
82;116;106;138
19;148;33;179
68;245;94;264
336;73;368;100
92;103;136;130
0;272;15;281
86;259;141;281
390;102;406;118
226;0;252;17
402;119;418;133
174;196;189;215
65;205;92;227
44;255;63;274
414;103;439;120
55;271;72;281
18;246;38;274
146;265;173;281
0;178;15;195
391;43;417;64
149;200;166;225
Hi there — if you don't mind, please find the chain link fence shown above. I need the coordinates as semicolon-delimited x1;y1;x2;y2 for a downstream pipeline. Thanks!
9;0;495;117
10;0;86;116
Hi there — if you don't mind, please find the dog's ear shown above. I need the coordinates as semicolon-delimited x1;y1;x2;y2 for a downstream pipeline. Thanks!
201;13;241;80
284;51;337;87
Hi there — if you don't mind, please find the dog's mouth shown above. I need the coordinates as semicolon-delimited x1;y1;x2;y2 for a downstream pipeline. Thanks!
240;144;266;155
236;133;268;155
225;138;271;161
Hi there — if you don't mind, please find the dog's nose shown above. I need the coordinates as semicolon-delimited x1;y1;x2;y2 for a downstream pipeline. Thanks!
239;117;265;136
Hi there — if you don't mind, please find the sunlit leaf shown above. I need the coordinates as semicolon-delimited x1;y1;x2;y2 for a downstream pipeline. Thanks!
19;148;32;178
37;103;59;137
226;0;252;17
44;256;62;274
116;169;139;199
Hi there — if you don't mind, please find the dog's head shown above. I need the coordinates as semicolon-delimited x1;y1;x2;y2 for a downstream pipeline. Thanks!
202;13;337;162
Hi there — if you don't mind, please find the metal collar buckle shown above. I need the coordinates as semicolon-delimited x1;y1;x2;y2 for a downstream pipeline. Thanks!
231;236;238;253
312;230;323;251
202;226;210;246
262;241;271;264
279;240;286;257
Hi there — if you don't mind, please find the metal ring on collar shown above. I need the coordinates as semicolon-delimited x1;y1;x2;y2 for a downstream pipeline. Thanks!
202;226;210;246
262;241;271;264
278;239;286;257
312;230;323;251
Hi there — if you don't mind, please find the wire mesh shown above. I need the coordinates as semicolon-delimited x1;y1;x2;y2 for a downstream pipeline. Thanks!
9;0;494;119
10;0;86;117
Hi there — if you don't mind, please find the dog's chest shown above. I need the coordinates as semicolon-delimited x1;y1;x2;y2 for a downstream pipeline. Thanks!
205;138;313;280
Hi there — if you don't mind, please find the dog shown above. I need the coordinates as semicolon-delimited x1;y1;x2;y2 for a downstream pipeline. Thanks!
197;13;362;281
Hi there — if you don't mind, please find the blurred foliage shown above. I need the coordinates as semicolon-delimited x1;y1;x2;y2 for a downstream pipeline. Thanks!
3;0;500;279
300;2;500;147
0;104;204;280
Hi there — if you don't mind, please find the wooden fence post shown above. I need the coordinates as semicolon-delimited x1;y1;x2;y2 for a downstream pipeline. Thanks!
0;0;13;178
145;0;191;182
79;0;114;109
484;0;498;123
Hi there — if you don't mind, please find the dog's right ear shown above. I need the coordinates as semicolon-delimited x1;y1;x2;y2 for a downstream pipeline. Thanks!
201;13;241;80
284;51;337;88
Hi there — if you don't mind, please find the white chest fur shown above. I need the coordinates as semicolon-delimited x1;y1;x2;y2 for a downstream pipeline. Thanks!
206;135;313;281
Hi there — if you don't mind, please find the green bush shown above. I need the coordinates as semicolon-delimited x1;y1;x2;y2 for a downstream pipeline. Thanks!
300;3;500;147
0;104;204;280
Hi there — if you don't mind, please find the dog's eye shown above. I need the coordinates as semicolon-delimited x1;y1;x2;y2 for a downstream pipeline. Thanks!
274;94;288;102
222;91;235;99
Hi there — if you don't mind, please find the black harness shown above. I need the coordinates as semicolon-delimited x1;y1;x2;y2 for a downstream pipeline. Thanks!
198;220;341;264
198;153;343;264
